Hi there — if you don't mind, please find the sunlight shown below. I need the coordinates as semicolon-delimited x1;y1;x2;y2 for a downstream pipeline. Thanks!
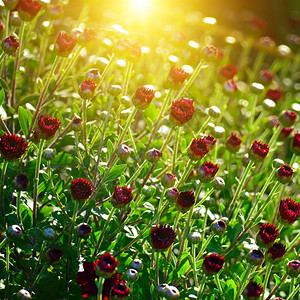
131;0;151;11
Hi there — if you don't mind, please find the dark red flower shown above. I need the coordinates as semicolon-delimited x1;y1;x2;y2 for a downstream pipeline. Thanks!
146;148;162;162
79;79;97;99
249;140;269;162
2;35;19;55
167;66;190;88
37;115;61;140
259;70;274;85
276;165;293;184
110;279;130;299
165;187;179;203
0;133;28;161
102;272;120;300
161;173;176;188
279;127;293;139
202;253;225;276
70;178;93;202
203;45;219;60
170;98;195;126
256;223;279;247
47;4;64;20
151;224;176;251
248;17;267;32
17;0;42;21
219;64;238;81
14;173;30;190
267;115;280;129
223;79;238;95
188;138;210;160
132;86;155;110
203;134;217;149
176;190;195;213
112;186;133;208
86;68;101;84
78;28;97;45
45;248;63;265
226;133;242;153
243;281;263;299
292;132;300;155
198;161;219;183
96;253;119;278
266;88;283;103
54;32;77;57
114;38;141;62
247;250;264;266
77;223;92;239
266;242;286;264
286;260;300;278
279;110;297;127
279;198;300;224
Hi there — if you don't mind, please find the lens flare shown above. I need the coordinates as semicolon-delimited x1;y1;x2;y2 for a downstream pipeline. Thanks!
131;0;151;10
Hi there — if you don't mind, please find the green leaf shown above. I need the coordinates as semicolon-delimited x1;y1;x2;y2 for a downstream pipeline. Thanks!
107;139;114;156
18;106;33;137
0;89;4;107
104;164;127;182
0;78;10;93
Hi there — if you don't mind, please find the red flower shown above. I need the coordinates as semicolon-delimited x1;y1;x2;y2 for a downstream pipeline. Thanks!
202;253;225;276
243;281;263;299
78;28;97;45
77;223;92;239
2;35;19;55
203;134;217;149
17;0;42;21
102;272;120;300
188;138;210;160
259;70;274;85
79;79;97;99
247;250;264;266
151;224;176;251
132;86;155;110
267;115;280;129
114;38;142;62
203;45;219;60
279;198;300;224
219;64;237;81
286;260;300;278
161;173;176;188
96;253;119;278
198;161;219;183
279;110;297;127
223;79;238;95
0;133;28;161
47;4;64;20
70;178;93;202
170;98;195;126
266;242;286;264
146;148;162;162
14;173;30;190
248;17;267;31
112;186;133;208
110;279;130;299
292;133;300;155
266;88;283;103
249;140;269;162
167;66;190;88
37;115;61;140
256;223;279;247
165;187;179;203
226;133;242;153
54;32;77;57
279;127;293;139
275;165;293;184
45;248;63;265
176;190;195;213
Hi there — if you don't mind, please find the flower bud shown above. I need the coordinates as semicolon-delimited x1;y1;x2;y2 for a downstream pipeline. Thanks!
45;248;63;265
117;144;131;159
4;0;18;10
141;185;156;198
279;127;293;140
192;207;204;219
47;4;64;20
223;79;238;95
256;223;279;247
108;85;122;96
202;253;225;276
275;164;293;184
166;66;189;89
165;187;179;203
265;242;286;264
165;286;180;300
125;268;139;282
259;70;274;85
199;161;219;183
211;220;226;234
14;173;29;191
100;111;113;121
203;45;219;60
43;228;55;240
272;158;284;169
292;133;300;156
188;231;201;244
79;79;96;99
219;64;237;81
208;106;221;118
247;249;264;266
86;68;101;84
2;35;19;55
77;223;92;239
146;148;162;163
17;0;42;22
286;260;300;278
249;140;269;163
213;177;225;190
157;284;169;297
169;98;195;126
161;173;176;188
266;88;283;103
279;110;297;127
71;116;82;132
112;186;133;208
176;191;195;213
226;133;242;153
132;86;155;110
10;11;22;27
16;289;31;300
262;99;276;110
54;32;77;57
78;28;97;45
120;96;130;107
130;258;143;272
42;148;55;161
250;82;264;95
7;225;22;239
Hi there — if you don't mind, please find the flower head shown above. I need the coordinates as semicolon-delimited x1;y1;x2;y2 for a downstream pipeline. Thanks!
247;250;264;266
248;17;267;32
219;64;237;81
117;144;131;159
14;173;30;190
76;261;99;297
243;281;263;299
4;0;18;10
279;198;300;224
170;98;195;126
198;161;219;183
78;27;97;45
202;253;225;276
165;187;179;203
266;242;286;264
203;134;217;149
0;134;28;161
266;88;283;103
54;32;77;57
110;279;130;299
279;110;297;127
86;68;101;84
259;70;274;85
146;148;162;163
17;0;42;21
71;116;82;132
167;66;190;88
70;178;93;202
47;4;64;20
2;35;19;55
112;186;133;208
292;132;300;155
275;165;293;184
45;248;63;265
77;223;92;239
279;127;293;139
37;115;61;140
211;220;226;234
132;86;155;110
151;224;176;251
188;138;210;160
226;133;242;153
286;260;300;278
256;223;279;247
161;173;176;188
249;140;269;162
203;45;219;60
223;79;238;95
176;190;195;213
96;253;119;278
79;79;97;99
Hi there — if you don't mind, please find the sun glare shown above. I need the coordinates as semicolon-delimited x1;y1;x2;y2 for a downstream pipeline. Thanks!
131;0;151;10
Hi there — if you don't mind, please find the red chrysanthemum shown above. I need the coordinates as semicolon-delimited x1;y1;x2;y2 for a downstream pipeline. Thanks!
267;115;280;129
161;173;176;188
176;190;195;213
202;253;225;276
170;98;195;126
203;134;217;149
276;165;293;184
203;45;219;60
146;148;162;163
223;79;238;95
96;253;119;278
286;260;300;278
226;133;242;153
256;223;279;247
70;178;93;202
150;224;176;251
279;127;293;139
112;186;133;208
132;86;155;110
79;79;97;99
167;66;190;87
46;248;63;265
259;70;274;85
279;198;300;224
266;88;283;103
198;161;219;183
243;281;263;299
249;140;269;162
110;279;130;299
219;64;238;81
102;272;120;300
37;115;61;140
17;0;42;21
279;110;297;127
0;133;28;161
2;35;19;55
188;138;210;160
54;32;77;57
266;242;286;264
78;27;97;45
292;133;300;155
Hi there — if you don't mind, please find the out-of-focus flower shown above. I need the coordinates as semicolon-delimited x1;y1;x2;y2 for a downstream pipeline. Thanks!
10;11;22;27
259;70;274;85
70;178;93;202
292;132;300;155
78;28;97;45
2;35;19;55
54;32;77;57
7;225;22;238
219;64;237;81
17;0;42;22
203;45;219;60
226;133;242;153
86;68;101;84
37;115;61;140
167;66;190;88
279;198;300;224
249;140;269;162
243;281;263;299
132;86;155;110
77;223;92;239
223;79;238;95
203;134;217;149
247;250;264;266
71;116;82;132
76;261;99;297
112;186;132;208
4;0;18;10
110;279;130;299
14;173;30;190
151;224;176;251
161;173;176;187
114;38;142;62
45;248;63;265
176;190;195;213
279;110;297;127
79;79;97;99
248;17;267;32
170;98;195;126
279;127;293;139
0;133;28;161
256;223;279;247
202;253;225;275
47;4;64;20
266;88;283;103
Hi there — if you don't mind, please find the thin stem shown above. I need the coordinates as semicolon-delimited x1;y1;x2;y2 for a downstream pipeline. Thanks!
82;98;88;153
235;265;252;300
30;265;47;291
197;274;206;299
123;62;133;96
262;264;272;299
288;231;300;250
127;161;147;186
97;277;104;300
155;251;160;293
215;274;223;295
0;160;9;226
176;159;195;188
68;202;79;246
286;285;300;300
5;242;9;299
0;237;7;250
265;273;287;300
172;126;181;174
199;234;215;256
192;244;199;287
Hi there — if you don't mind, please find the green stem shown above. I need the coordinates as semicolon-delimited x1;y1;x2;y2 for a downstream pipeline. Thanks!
0;236;7;250
265;273;287;300
288;231;300;250
0;160;8;226
97;277;104;300
172;127;181;174
127;161;148;185
5;242;9;299
262;264;272;299
193;116;211;140
68;202;79;246
289;278;295;296
199;234;215;256
192;244;199;287
31;265;47;291
286;285;300;300
197;274;206;299
176;159;195;188
123;62;133;96
235;265;252;300
247;94;259;131
82;98;87;152
215;273;223;295
195;188;214;209
155;251;160;291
